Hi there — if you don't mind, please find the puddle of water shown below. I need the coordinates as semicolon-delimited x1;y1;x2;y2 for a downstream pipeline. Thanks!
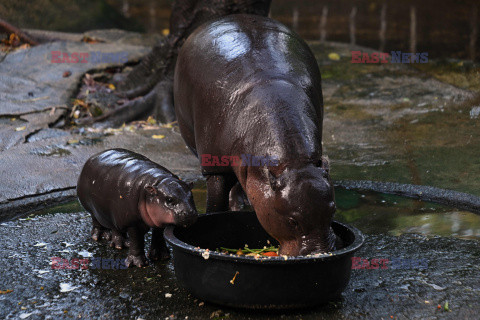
334;188;480;240
324;89;480;197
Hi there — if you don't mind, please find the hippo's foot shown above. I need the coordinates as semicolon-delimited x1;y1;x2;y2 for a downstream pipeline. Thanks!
125;254;148;268
91;226;111;242
109;233;127;250
148;247;171;261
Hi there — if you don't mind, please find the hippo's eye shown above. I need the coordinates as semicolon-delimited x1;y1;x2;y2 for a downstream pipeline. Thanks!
288;217;298;229
165;197;176;205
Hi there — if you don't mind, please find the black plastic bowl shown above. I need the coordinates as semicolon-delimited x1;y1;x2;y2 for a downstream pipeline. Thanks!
164;211;364;309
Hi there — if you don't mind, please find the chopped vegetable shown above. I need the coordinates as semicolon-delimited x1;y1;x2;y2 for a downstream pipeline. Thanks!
229;271;239;285
217;245;278;256
262;251;278;257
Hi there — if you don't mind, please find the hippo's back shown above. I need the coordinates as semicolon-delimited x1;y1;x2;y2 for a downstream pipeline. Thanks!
174;14;324;173
77;149;173;229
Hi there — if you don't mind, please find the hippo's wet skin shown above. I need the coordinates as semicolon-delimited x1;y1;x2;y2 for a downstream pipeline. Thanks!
77;149;197;267
174;14;341;256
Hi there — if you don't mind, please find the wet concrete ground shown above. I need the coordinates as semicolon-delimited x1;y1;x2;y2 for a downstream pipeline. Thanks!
0;190;479;320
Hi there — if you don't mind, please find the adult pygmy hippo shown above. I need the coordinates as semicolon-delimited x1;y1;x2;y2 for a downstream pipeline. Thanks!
174;14;341;256
77;149;197;267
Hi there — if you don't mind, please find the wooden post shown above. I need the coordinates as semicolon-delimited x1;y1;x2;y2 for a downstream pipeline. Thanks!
470;5;478;61
410;6;417;54
292;7;299;32
122;0;130;18
350;6;357;46
320;6;328;43
149;0;156;32
379;3;387;51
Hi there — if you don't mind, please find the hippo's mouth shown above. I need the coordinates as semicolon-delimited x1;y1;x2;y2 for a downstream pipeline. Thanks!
141;208;175;228
174;213;198;228
278;228;339;256
299;230;339;256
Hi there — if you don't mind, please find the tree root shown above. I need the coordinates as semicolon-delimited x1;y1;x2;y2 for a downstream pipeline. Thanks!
0;18;38;46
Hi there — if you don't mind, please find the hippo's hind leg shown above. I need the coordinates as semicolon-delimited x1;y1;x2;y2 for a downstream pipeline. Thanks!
148;227;170;261
91;214;111;242
109;229;127;250
206;174;238;212
125;225;148;267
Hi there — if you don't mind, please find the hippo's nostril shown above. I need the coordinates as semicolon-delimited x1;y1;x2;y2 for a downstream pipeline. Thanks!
177;211;198;227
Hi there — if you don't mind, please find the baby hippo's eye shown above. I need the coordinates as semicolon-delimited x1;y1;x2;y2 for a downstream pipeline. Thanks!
288;217;298;229
165;197;176;205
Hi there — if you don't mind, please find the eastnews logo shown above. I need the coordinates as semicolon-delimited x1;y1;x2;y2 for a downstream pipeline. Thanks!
352;257;428;269
201;154;279;167
51;51;128;64
351;51;428;64
51;257;127;270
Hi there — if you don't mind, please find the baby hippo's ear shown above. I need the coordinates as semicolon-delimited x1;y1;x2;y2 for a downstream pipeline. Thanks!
144;185;158;195
187;181;195;190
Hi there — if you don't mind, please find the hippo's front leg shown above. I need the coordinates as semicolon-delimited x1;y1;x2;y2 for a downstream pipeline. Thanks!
125;225;148;267
206;174;238;212
148;227;170;261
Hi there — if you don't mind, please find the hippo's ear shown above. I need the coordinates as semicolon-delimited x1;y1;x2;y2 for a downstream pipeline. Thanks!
144;185;158;195
187;181;194;190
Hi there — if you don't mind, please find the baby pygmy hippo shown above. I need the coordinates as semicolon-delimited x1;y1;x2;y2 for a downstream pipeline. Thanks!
77;148;198;267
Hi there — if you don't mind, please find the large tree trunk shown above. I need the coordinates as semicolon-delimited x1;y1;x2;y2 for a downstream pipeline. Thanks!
109;0;272;125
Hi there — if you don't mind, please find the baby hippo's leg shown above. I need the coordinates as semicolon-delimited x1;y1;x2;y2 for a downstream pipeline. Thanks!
148;227;170;261
109;229;127;250
125;225;148;267
91;215;111;241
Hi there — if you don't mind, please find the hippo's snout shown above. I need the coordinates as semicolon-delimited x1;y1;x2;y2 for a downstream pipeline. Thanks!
175;210;198;227
299;230;338;256
299;245;330;256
